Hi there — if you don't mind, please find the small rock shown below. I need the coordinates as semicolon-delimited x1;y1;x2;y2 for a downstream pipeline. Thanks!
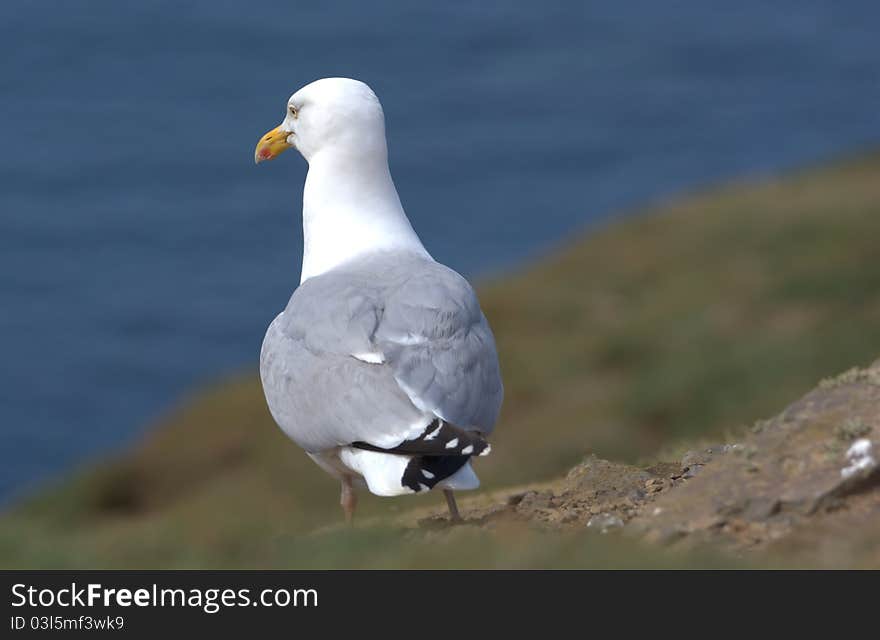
506;492;527;506
682;463;704;479
841;438;876;479
587;513;624;533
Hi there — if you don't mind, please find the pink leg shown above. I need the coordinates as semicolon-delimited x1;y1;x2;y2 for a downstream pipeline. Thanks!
340;476;357;525
444;489;463;523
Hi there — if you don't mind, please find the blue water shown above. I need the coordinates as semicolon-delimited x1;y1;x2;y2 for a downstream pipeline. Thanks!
1;1;878;502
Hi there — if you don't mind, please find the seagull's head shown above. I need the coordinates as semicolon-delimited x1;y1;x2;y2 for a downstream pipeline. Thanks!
254;77;386;165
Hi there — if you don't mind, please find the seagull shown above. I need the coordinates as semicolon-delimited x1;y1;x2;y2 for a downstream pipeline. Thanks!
254;78;503;523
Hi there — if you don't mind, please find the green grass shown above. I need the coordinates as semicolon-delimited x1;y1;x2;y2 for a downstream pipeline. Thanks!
3;152;880;568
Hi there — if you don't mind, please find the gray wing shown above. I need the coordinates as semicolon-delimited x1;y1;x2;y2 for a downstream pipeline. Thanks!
373;258;503;432
259;252;503;453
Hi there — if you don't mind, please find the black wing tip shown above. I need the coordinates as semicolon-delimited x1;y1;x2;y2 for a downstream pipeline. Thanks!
353;419;492;458
401;455;470;493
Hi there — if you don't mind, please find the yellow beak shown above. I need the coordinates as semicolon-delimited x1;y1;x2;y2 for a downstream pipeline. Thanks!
254;125;293;164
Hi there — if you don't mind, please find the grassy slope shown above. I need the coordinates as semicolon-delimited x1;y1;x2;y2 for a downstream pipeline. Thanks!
2;153;880;568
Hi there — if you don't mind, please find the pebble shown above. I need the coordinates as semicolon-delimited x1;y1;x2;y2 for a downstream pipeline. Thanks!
587;513;624;533
682;464;703;479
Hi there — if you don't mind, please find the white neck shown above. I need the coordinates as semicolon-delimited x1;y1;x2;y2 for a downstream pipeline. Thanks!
299;147;430;283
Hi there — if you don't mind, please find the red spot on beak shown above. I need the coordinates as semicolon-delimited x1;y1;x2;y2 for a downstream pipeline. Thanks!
258;147;272;160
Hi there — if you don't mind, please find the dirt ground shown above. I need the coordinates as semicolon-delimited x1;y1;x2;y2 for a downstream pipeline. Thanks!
411;360;880;568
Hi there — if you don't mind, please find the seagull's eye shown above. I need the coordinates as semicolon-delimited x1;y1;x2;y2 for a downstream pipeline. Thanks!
288;105;298;118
